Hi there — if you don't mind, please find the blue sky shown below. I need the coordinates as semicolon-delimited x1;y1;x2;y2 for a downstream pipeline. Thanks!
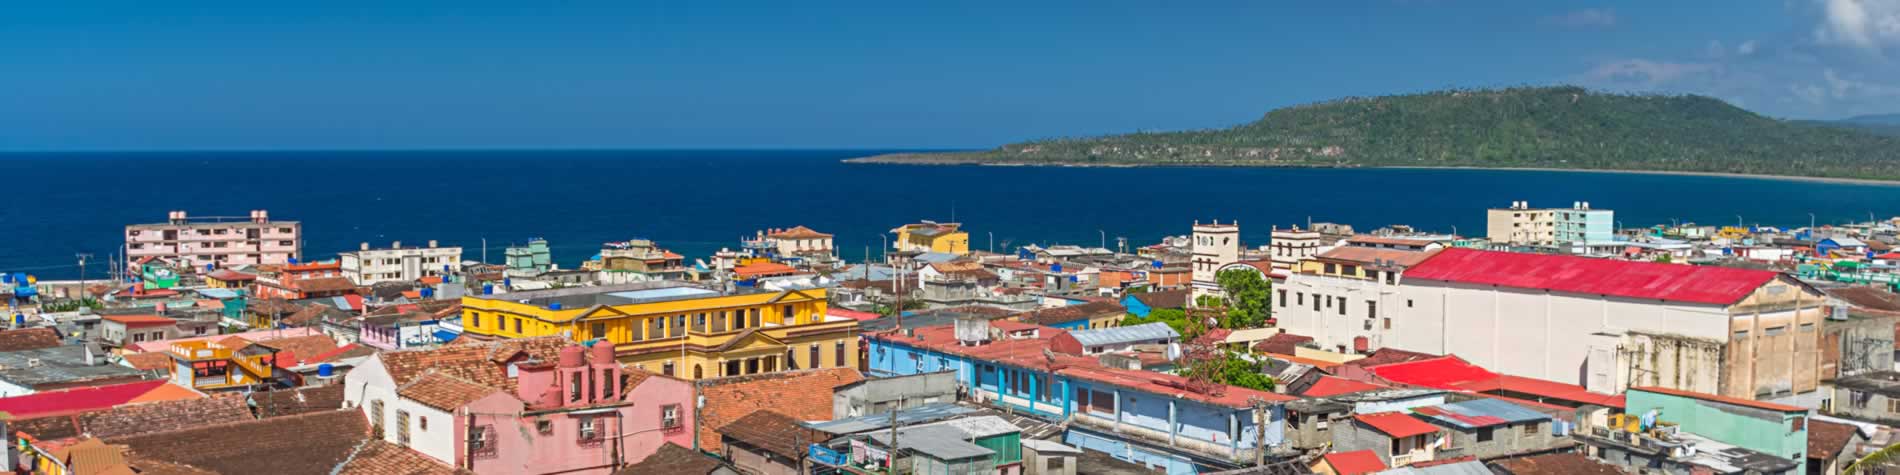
2;0;1897;150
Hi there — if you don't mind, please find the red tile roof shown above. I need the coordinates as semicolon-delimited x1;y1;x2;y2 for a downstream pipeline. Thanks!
397;373;505;411
205;269;256;282
718;410;833;458
334;440;462;475
1406;248;1781;305
1343;348;1438;368
617;443;732;474
1354;412;1440;438
1808;419;1860;461
1319;449;1388;475
733;262;798;278
1630;386;1807;412
767;226;833;239
0;327;64;352
1452;375;1624;408
1302;376;1384;397
695;368;863;453
1253;332;1314;354
1014;301;1127;326
112;409;368;475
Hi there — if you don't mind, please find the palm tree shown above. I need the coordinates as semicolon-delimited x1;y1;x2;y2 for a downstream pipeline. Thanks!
1847;442;1900;474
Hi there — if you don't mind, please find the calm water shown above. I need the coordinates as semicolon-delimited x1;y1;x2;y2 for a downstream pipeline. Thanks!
5;150;1899;279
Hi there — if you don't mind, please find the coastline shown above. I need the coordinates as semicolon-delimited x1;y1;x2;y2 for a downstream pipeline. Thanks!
844;154;1900;186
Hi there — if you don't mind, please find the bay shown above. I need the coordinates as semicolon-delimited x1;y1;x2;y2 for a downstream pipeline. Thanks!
3;150;1897;279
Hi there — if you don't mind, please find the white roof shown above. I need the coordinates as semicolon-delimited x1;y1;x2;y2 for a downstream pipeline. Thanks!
1019;439;1081;454
925;415;1021;438
1067;322;1178;347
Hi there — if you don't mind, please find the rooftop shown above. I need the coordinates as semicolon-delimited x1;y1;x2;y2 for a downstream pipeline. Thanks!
616;443;732;475
333;440;461;475
467;281;742;309
1354;411;1441;438
1409;398;1550;429
869;425;994;460
1302;376;1385;397
805;402;980;435
113;409;368;475
719;410;832;459
1488;452;1624;475
694;367;863;453
0;345;145;389
1063;322;1178;348
1320;449;1387;475
0;380;188;419
1015;300;1127;326
1629;386;1807;413
1405;248;1783;305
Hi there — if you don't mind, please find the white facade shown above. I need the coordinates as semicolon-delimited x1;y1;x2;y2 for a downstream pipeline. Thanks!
1268;227;1322;272
1191;220;1240;301
341;240;463;285
343;355;458;464
1273;273;1401;354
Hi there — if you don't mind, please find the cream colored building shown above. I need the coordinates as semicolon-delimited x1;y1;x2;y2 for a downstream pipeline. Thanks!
340;240;462;285
1190;220;1240;303
1387;248;1824;399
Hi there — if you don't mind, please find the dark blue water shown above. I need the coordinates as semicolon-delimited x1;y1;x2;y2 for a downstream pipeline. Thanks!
5;150;1899;279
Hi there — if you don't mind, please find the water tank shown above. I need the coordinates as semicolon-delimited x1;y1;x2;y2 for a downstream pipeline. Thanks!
288;257;298;264
589;342;615;366
549;302;562;310
482;283;494;295
1051;263;1062;273
317;363;335;378
558;346;585;368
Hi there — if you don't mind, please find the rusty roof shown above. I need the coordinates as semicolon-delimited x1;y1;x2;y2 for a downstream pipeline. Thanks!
718;409;834;459
1014;301;1126;326
376;335;569;393
335;440;465;475
14;394;254;443
253;384;347;418
0;327;63;352
114;409;368;475
616;443;732;475
1807;419;1860;461
1490;452;1625;475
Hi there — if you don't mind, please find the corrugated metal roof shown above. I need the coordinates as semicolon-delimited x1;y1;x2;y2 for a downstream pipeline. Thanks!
1409;398;1549;429
869;425;994;460
926;415;1021;438
1067;322;1178;348
1404;248;1778;305
804;403;978;434
1373;461;1492;475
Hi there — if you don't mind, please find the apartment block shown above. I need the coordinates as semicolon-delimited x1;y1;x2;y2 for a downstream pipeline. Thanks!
125;210;300;271
340;240;463;285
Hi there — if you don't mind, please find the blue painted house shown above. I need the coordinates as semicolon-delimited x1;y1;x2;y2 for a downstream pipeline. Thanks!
865;322;1290;474
1122;289;1191;318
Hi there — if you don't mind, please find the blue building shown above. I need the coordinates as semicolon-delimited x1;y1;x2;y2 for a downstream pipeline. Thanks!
865;322;1290;474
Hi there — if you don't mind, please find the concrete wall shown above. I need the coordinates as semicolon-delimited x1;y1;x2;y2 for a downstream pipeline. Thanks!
1432;420;1556;460
726;443;799;475
833;371;958;418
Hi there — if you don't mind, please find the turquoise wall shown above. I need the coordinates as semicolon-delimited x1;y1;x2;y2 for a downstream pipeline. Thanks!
1625;389;1807;473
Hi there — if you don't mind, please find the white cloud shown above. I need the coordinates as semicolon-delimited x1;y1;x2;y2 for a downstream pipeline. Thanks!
1813;0;1900;51
1545;8;1618;28
1583;59;1715;86
1822;68;1900;98
1737;40;1759;55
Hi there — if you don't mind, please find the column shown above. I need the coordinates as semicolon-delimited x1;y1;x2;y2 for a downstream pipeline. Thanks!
1113;389;1123;434
1027;372;1037;413
1168;400;1178;447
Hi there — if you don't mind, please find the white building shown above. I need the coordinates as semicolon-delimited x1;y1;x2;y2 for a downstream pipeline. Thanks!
1486;201;1613;247
1191;220;1241;302
1271;243;1438;354
1383;248;1824;399
340;240;463;286
1268;226;1324;273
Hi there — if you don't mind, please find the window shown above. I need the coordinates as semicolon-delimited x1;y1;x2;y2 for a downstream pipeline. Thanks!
810;344;821;369
1733;330;1750;341
693;313;707;332
570;371;583;402
1324;263;1337;274
1886;399;1900;414
577;416;600;444
133;333;146;343
1764;326;1787;336
513;318;522;333
1384;318;1392;330
195;326;207;335
472;425;496;457
1523;422;1537;435
1296;293;1304;305
1407;299;1414;308
396;410;411;445
1476;426;1494;442
750;309;762;328
782;305;795;323
836;341;847;368
1338;300;1346;316
1791;416;1805;432
537;420;553;435
1278;290;1287;308
370;400;386;438
663;361;675;376
420;416;428;431
694;365;703;379
1800;323;1816;333
1342;265;1358;276
1367;301;1377;319
591;322;606;339
1048;457;1066;470
600;368;614;398
662;404;682;428
671;315;686;337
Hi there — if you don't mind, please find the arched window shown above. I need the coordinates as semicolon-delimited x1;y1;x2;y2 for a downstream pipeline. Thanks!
693;364;704;379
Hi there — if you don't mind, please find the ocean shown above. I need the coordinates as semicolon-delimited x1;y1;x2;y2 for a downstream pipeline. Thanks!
4;150;1898;280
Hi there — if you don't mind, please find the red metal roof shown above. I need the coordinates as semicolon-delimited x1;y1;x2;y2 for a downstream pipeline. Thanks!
734;262;797;278
1320;450;1387;475
1452;375;1624;408
1354;412;1440;438
1367;356;1499;388
825;308;881;321
1630;386;1806;412
0;380;172;419
1405;248;1779;305
1302;376;1385;397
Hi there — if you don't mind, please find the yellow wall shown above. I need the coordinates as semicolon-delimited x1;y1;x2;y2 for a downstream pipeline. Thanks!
1297;259;1379;280
897;229;970;255
460;288;857;380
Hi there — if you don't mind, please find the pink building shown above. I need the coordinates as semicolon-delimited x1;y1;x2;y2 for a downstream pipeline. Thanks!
125;210;300;271
344;336;695;475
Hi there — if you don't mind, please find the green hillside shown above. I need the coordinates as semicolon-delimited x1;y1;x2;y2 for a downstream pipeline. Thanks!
851;86;1900;180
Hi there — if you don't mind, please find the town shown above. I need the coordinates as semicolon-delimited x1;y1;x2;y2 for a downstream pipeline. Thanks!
4;201;1900;475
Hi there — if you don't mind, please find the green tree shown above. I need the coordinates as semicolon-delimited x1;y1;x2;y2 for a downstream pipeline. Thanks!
1121;308;1193;336
1218;352;1277;391
1216;269;1271;328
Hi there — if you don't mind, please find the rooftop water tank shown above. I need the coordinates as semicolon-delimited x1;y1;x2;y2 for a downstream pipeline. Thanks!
317;363;335;378
482;283;494;295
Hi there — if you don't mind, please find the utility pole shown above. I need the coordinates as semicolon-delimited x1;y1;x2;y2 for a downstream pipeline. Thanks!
887;396;903;475
76;253;92;302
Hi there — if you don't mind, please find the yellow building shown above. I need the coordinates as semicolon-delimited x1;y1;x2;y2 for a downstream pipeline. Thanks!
1716;226;1751;240
459;282;858;380
890;221;970;255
